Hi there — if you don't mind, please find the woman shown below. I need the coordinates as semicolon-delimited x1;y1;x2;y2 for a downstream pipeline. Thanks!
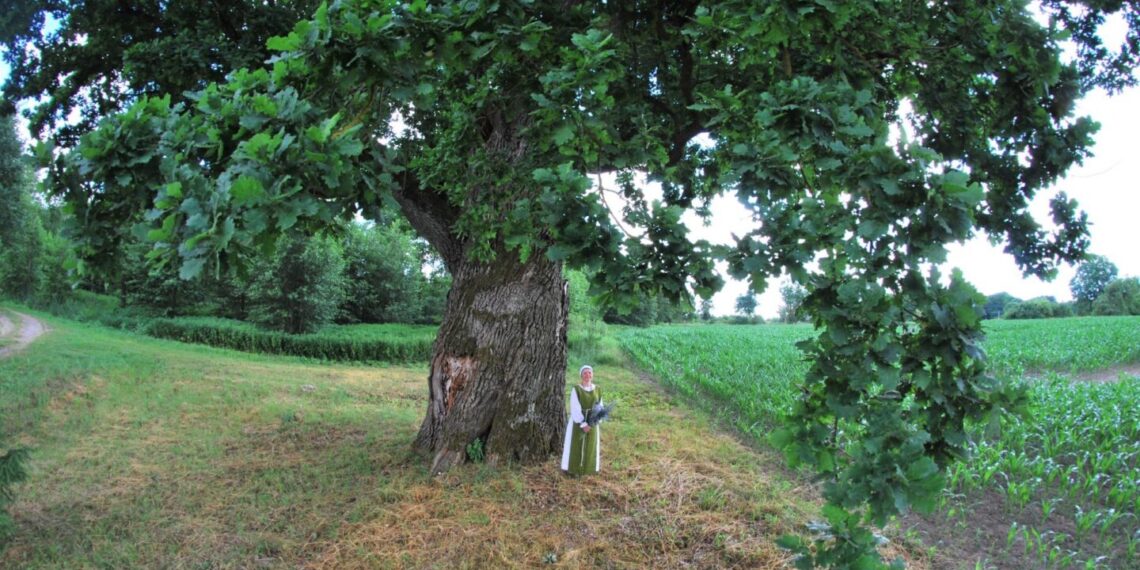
561;364;603;475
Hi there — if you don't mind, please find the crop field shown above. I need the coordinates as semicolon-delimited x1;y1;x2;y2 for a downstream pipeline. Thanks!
619;324;813;439
618;316;1140;568
983;317;1140;379
144;317;437;362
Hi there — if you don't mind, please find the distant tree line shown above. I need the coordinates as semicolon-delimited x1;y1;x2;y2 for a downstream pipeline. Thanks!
25;218;450;335
0;114;74;308
985;255;1139;319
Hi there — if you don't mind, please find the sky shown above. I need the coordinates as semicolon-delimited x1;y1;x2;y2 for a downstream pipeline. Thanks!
3;18;1137;320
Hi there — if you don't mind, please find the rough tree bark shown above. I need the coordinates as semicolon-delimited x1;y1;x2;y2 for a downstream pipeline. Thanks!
414;248;569;474
392;173;569;474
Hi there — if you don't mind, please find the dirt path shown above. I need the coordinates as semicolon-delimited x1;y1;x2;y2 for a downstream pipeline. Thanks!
1022;363;1140;384
0;310;48;359
1072;363;1140;383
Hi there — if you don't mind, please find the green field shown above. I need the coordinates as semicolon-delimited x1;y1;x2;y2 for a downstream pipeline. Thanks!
618;316;1140;569
4;307;1138;568
0;309;823;569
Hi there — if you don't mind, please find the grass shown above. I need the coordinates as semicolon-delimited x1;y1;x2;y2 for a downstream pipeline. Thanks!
0;308;825;569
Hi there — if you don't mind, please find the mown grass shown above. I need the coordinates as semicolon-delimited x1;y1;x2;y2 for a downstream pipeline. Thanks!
0;308;831;569
618;316;1140;569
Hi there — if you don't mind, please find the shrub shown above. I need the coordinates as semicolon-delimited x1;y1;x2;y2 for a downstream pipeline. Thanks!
983;292;1020;319
248;234;347;334
144;317;435;362
1003;297;1064;319
1092;277;1140;316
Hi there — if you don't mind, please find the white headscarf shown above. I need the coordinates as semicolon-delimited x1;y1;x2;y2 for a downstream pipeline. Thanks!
579;365;593;376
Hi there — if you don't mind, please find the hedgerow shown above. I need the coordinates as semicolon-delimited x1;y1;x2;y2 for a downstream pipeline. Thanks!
144;317;434;363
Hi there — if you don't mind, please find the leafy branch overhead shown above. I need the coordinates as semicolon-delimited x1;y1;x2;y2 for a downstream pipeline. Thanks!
27;1;1140;567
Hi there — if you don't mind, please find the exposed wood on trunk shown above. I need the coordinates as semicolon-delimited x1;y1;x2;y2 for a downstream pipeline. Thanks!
414;244;569;475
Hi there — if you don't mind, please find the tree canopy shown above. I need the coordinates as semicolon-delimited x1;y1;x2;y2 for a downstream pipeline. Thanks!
1;0;323;147
734;293;757;318
1070;254;1119;305
12;1;1140;566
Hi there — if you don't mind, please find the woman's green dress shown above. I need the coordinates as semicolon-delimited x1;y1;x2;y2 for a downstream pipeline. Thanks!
561;385;602;475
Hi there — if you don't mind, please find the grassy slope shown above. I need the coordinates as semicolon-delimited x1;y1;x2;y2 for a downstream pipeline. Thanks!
0;310;830;569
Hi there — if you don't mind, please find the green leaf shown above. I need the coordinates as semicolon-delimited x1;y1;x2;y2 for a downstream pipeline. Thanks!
546;244;575;261
231;176;266;207
775;535;806;551
553;124;575;146
179;256;207;280
266;34;301;52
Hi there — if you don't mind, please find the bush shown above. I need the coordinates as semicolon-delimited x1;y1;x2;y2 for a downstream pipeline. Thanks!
1093;278;1140;316
248;234;347;334
144;317;435;362
983;292;1020;319
1003;297;1066;319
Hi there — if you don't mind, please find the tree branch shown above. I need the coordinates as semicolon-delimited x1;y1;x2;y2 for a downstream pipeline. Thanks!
378;147;465;271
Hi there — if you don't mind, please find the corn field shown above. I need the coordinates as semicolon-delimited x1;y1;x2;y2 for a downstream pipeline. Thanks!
618;316;1140;568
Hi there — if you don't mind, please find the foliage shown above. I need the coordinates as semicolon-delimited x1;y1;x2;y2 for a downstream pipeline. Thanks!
778;282;809;323
33;230;76;307
30;1;1140;565
248;233;347;334
0;114;44;302
603;289;692;327
698;298;713;322
1093;277;1140;316
567;268;603;330
1003;297;1069;320
116;239;210;315
465;437;485;463
1;0;322;147
144;317;435;363
340;218;447;324
1070;254;1118;308
983;292;1021;320
734;294;758;318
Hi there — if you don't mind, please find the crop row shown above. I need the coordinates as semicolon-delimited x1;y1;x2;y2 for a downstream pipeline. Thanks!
144;317;437;362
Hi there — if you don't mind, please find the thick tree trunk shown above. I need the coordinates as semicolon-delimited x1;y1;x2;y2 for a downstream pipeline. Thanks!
414;249;569;474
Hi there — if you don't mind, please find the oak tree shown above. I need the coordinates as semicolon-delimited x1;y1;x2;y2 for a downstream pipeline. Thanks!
19;1;1140;565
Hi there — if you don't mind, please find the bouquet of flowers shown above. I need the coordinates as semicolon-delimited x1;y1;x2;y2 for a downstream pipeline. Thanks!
585;402;614;427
